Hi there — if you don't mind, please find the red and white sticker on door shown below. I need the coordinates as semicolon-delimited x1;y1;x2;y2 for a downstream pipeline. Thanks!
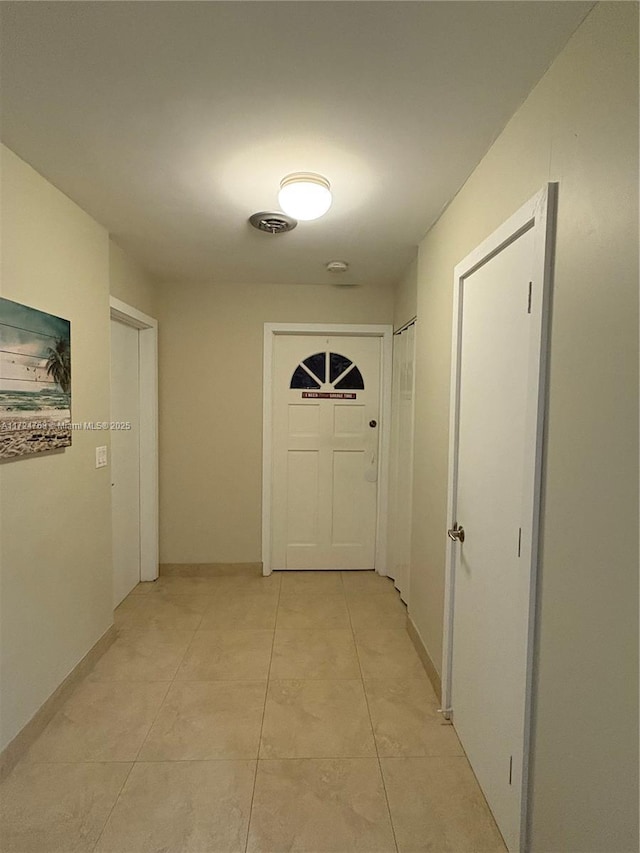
301;392;357;399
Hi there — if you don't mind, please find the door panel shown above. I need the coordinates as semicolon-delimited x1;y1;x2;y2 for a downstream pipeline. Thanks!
333;404;365;437
287;450;320;545
272;335;380;570
331;450;366;544
289;404;320;436
110;319;141;606
451;227;535;851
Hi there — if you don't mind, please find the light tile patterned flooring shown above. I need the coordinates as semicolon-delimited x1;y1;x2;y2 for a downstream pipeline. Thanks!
1;571;506;853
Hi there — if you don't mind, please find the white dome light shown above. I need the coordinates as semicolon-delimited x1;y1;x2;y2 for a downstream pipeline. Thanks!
278;173;332;221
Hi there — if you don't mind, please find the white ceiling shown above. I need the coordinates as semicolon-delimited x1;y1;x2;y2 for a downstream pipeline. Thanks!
0;1;592;287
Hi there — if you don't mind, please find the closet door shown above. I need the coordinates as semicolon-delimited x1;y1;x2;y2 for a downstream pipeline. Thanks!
388;322;416;602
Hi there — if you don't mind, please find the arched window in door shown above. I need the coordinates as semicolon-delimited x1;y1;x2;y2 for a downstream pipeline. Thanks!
290;352;365;390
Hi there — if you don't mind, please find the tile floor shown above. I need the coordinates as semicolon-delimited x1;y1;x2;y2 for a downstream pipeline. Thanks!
0;571;506;853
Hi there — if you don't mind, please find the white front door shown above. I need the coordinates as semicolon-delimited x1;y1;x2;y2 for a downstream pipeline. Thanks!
446;188;554;852
271;335;381;570
110;318;141;606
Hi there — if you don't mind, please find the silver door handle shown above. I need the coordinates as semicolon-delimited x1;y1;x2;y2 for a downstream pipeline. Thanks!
447;523;465;543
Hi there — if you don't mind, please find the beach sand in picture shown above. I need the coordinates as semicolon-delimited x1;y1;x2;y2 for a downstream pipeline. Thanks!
0;297;71;460
0;409;71;459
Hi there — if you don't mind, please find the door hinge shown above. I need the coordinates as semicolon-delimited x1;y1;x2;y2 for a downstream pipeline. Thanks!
517;527;522;557
509;755;513;785
437;707;453;723
527;281;532;314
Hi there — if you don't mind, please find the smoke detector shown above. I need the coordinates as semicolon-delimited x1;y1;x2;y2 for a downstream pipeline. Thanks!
326;260;349;274
249;211;297;234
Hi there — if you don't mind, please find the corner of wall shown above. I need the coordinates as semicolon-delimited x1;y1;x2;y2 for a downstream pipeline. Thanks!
393;254;418;331
108;239;159;318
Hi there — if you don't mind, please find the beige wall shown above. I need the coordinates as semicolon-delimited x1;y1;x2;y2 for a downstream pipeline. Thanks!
109;240;157;317
157;281;393;563
0;147;158;752
393;255;418;331
0;146;114;750
408;4;638;850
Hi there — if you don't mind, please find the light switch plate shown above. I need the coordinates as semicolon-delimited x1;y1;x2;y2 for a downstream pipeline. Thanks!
96;446;108;468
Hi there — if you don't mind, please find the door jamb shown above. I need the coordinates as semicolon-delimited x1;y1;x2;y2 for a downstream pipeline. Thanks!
262;322;393;577
109;297;159;583
441;184;557;852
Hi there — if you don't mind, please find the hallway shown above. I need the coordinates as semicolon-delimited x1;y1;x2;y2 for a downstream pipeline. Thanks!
1;570;505;852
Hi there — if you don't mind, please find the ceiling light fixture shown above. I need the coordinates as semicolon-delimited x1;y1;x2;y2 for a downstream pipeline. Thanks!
278;173;332;221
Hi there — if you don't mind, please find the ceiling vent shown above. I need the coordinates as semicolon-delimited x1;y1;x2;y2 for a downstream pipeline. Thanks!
249;211;297;234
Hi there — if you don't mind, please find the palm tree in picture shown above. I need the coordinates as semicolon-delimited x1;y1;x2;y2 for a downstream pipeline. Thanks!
46;337;71;402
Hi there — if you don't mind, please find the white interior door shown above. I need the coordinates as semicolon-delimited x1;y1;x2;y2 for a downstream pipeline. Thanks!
271;335;381;570
388;322;416;602
446;187;554;852
110;318;141;606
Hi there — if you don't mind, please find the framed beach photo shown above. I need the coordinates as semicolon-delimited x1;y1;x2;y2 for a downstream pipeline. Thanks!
0;297;72;460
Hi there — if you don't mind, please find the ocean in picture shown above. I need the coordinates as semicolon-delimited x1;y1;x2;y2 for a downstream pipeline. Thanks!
0;297;72;459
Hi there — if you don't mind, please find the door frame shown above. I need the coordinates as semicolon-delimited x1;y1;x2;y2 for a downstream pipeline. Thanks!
109;296;159;583
262;322;393;576
441;184;557;851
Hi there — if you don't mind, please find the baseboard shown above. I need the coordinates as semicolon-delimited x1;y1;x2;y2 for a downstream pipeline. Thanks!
0;624;116;782
406;616;442;704
159;562;262;578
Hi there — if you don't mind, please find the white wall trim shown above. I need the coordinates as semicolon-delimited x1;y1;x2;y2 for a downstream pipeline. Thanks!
441;184;557;852
109;296;159;582
262;322;393;577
